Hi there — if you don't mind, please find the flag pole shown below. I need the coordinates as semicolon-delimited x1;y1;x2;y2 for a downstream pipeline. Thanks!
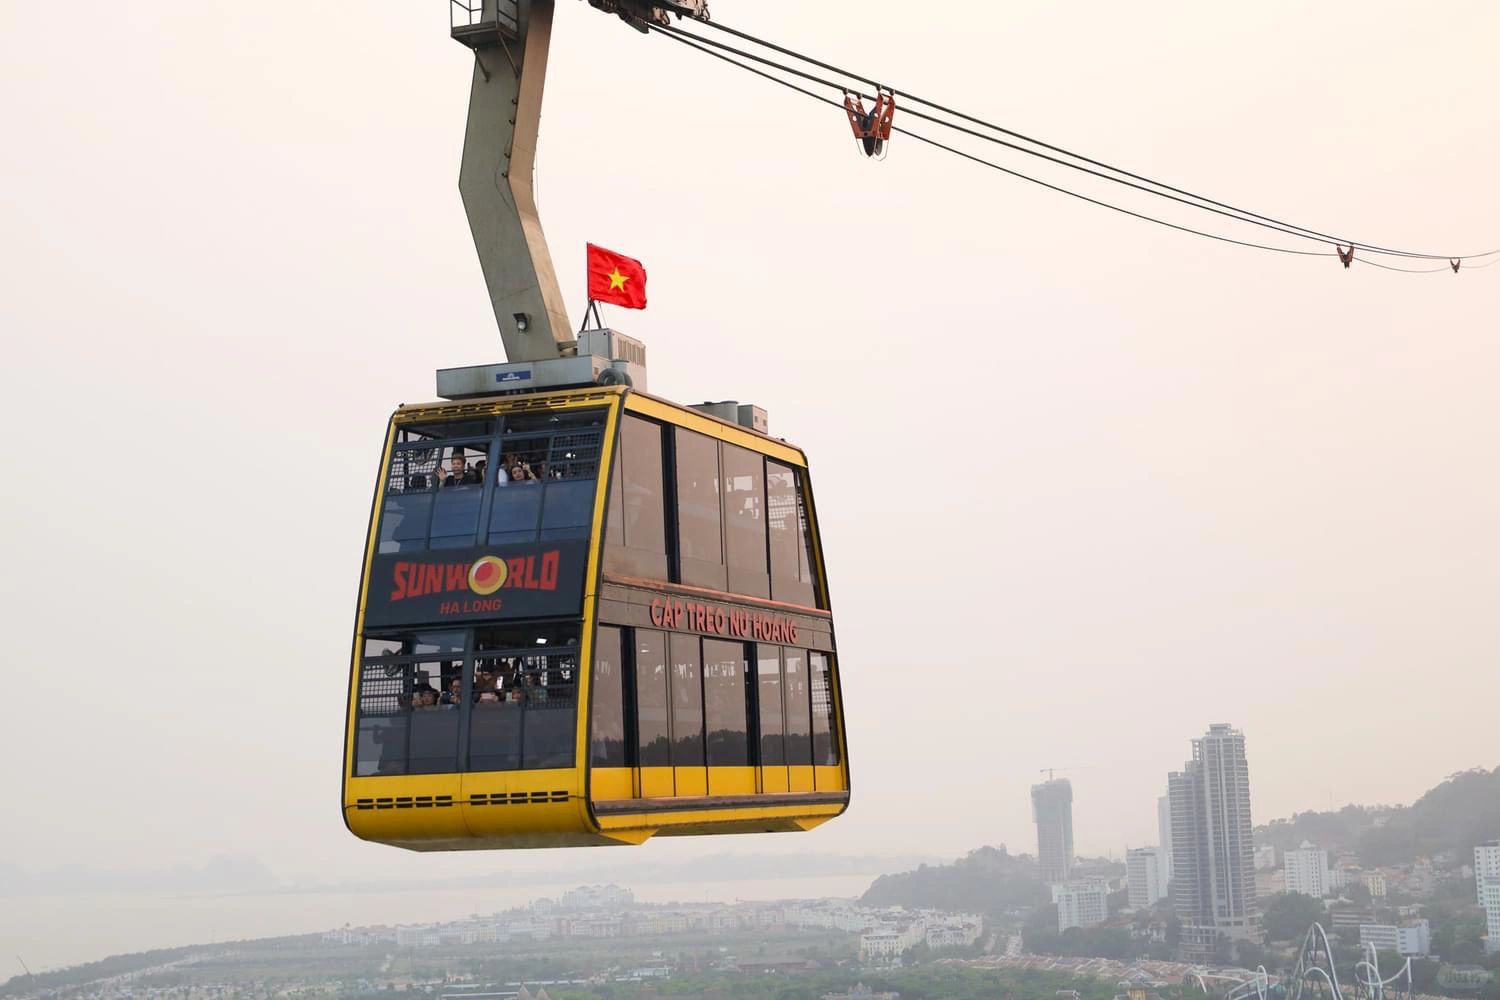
580;298;604;333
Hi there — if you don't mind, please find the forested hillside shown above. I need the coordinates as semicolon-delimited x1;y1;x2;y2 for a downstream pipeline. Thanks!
860;846;1050;914
1257;767;1500;866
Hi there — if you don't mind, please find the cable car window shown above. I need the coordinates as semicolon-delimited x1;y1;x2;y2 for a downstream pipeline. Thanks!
635;630;670;767
783;649;812;766
363;631;464;657
809;651;839;766
379;448;439;554
468;624;579;772
354;658;463;777
722;444;769;599
756;644;785;766
767;462;818;607
590;626;627;767
605;415;669;580
675;429;726;591
539;479;595;540
430;445;488;549
487;475;544;545
489;411;605;545
668;633;704;767
354;663;408;777
378;421;497;555
408;662;463;774
703;639;750;767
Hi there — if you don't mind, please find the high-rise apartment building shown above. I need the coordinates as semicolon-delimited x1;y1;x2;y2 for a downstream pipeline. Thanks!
1158;794;1175;885
1032;778;1075;884
1168;724;1262;962
1285;841;1331;898
1478;841;1500;955
1127;846;1169;908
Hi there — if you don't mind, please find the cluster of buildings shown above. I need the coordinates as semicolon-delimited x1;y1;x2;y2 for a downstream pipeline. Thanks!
321;892;981;967
1032;724;1500;963
1033;724;1261;962
1261;841;1447;901
782;900;982;964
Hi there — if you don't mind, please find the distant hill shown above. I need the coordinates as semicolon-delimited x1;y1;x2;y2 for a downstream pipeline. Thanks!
1257;766;1500;866
860;846;1049;915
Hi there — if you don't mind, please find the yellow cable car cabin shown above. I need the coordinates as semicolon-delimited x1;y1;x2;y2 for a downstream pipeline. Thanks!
342;385;849;849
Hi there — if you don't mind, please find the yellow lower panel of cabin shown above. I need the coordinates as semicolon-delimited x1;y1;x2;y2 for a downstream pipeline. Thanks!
761;766;789;794
673;766;707;798
639;766;674;798
709;765;755;797
344;773;470;848
814;765;847;792
591;767;634;801
595;801;845;838
788;765;815;793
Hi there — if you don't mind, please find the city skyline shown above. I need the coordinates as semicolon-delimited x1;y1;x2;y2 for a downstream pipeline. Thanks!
4;2;1500;980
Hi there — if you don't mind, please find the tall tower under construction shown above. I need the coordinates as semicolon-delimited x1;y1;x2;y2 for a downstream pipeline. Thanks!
1031;778;1075;884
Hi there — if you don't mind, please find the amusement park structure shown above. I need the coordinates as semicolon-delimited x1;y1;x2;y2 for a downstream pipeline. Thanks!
1191;924;1415;1000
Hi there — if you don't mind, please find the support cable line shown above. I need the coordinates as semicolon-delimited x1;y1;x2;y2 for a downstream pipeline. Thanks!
650;10;1499;267
649;25;1334;258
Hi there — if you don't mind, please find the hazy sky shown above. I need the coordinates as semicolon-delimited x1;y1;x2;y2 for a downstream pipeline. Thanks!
3;0;1498;942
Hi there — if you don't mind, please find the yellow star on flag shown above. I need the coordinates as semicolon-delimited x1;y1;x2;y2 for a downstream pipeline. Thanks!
608;268;630;292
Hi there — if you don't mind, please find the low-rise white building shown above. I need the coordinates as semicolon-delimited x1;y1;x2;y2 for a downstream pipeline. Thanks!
1285;842;1331;898
1053;880;1109;932
1127;847;1168;908
1359;920;1430;956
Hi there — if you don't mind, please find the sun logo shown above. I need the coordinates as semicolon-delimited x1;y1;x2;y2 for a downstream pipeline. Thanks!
467;556;508;596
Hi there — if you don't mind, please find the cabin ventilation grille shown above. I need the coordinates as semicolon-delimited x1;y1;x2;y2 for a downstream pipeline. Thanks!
468;791;570;806
354;795;455;811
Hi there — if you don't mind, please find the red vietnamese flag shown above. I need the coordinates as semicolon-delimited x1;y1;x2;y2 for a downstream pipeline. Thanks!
587;243;648;310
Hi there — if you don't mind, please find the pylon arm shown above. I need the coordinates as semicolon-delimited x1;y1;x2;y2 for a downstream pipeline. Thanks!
454;0;573;362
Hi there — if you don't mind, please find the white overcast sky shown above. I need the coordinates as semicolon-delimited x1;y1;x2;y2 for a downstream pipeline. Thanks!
2;0;1498;915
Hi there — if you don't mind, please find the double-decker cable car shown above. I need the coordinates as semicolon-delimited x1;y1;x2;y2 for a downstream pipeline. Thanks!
341;0;848;850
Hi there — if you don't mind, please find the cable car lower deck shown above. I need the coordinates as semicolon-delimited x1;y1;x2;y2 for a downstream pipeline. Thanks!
342;386;849;849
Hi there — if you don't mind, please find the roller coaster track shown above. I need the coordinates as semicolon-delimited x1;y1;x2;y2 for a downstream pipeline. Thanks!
1189;923;1413;1000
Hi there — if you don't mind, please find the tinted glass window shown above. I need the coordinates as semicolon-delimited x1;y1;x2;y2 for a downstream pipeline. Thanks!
756;644;785;766
703;639;750;766
635;630;670;766
783;649;812;766
668;633;704;767
430;444;487;549
591;627;628;767
409;661;463;774
364;632;464;657
605;416;669;580
810;651;839;766
722;444;769;599
354;663;409;777
377;422;497;555
353;658;463;777
767;462;818;607
675;429;725;590
354;625;580;777
467;624;578;772
487;482;543;545
488;410;606;546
